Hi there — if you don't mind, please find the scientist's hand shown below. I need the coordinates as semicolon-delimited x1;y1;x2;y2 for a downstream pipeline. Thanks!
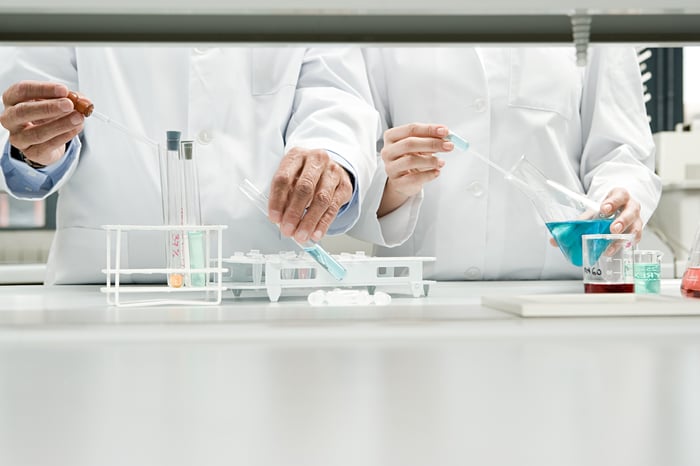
268;147;353;243
600;187;643;242
0;81;85;167
378;123;451;217
549;187;643;247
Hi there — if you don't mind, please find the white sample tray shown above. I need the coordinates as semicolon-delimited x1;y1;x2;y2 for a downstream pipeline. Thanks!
481;293;700;317
223;251;435;302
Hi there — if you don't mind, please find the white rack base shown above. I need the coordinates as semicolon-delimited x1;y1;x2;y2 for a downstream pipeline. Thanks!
222;250;435;302
101;224;227;307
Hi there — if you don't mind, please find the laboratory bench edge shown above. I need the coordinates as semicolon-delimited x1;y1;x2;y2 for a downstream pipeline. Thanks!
1;280;700;340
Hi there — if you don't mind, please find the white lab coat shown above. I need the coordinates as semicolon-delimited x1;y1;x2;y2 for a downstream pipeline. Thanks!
351;47;662;280
0;47;378;284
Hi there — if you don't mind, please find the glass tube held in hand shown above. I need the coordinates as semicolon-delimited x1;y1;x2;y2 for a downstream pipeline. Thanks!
239;179;347;281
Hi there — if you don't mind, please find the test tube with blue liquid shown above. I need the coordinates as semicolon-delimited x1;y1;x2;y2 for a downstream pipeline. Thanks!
446;131;613;267
181;140;206;287
239;179;347;281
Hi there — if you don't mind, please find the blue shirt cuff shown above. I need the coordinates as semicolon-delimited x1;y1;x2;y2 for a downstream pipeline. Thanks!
1;139;80;199
325;149;359;235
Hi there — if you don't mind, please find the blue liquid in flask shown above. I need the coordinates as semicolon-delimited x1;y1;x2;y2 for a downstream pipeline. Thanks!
303;243;346;281
546;218;613;267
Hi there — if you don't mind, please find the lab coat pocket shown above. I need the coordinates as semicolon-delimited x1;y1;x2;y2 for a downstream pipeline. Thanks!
251;48;302;96
507;49;582;121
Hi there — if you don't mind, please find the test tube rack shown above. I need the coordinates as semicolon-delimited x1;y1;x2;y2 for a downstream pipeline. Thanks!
222;250;435;302
101;224;227;307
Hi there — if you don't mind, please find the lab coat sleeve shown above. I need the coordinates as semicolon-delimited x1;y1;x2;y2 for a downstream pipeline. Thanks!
348;48;422;247
348;157;424;247
579;47;662;225
284;47;379;235
0;47;83;198
0;138;80;199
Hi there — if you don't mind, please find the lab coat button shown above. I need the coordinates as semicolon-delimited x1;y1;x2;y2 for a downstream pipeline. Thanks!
197;130;213;145
464;267;482;280
474;98;487;113
467;181;484;198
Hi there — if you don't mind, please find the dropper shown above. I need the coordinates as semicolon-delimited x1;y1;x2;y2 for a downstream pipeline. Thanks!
91;111;159;147
445;131;602;213
66;91;158;147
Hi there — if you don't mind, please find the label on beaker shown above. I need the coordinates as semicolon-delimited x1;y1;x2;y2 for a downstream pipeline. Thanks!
633;263;661;294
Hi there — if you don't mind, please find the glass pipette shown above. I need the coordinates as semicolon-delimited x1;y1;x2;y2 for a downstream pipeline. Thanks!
446;131;601;213
91;110;159;148
66;91;157;148
239;179;347;281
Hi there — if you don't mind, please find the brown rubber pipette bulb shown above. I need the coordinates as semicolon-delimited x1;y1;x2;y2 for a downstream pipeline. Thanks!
66;91;94;117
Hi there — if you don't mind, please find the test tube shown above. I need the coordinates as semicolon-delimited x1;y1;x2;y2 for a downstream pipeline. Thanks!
165;131;185;288
181;140;206;287
238;179;347;281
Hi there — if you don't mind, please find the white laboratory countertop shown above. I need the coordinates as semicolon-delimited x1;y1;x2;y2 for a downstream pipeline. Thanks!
0;263;46;285
1;280;699;466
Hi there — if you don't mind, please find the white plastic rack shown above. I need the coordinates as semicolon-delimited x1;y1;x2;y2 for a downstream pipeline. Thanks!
101;224;227;307
222;250;435;302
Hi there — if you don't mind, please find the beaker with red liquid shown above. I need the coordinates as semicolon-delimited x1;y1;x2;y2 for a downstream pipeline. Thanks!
584;282;636;293
680;224;700;298
581;233;635;293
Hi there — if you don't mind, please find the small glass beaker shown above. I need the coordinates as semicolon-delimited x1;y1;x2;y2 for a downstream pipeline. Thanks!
681;222;700;298
581;233;635;293
633;250;663;294
507;156;614;267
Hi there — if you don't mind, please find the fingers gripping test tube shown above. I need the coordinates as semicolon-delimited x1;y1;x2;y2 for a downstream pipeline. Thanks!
239;179;347;281
445;132;470;152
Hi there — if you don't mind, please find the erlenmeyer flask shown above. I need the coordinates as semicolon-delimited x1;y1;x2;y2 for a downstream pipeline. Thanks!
506;155;614;267
680;222;700;298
